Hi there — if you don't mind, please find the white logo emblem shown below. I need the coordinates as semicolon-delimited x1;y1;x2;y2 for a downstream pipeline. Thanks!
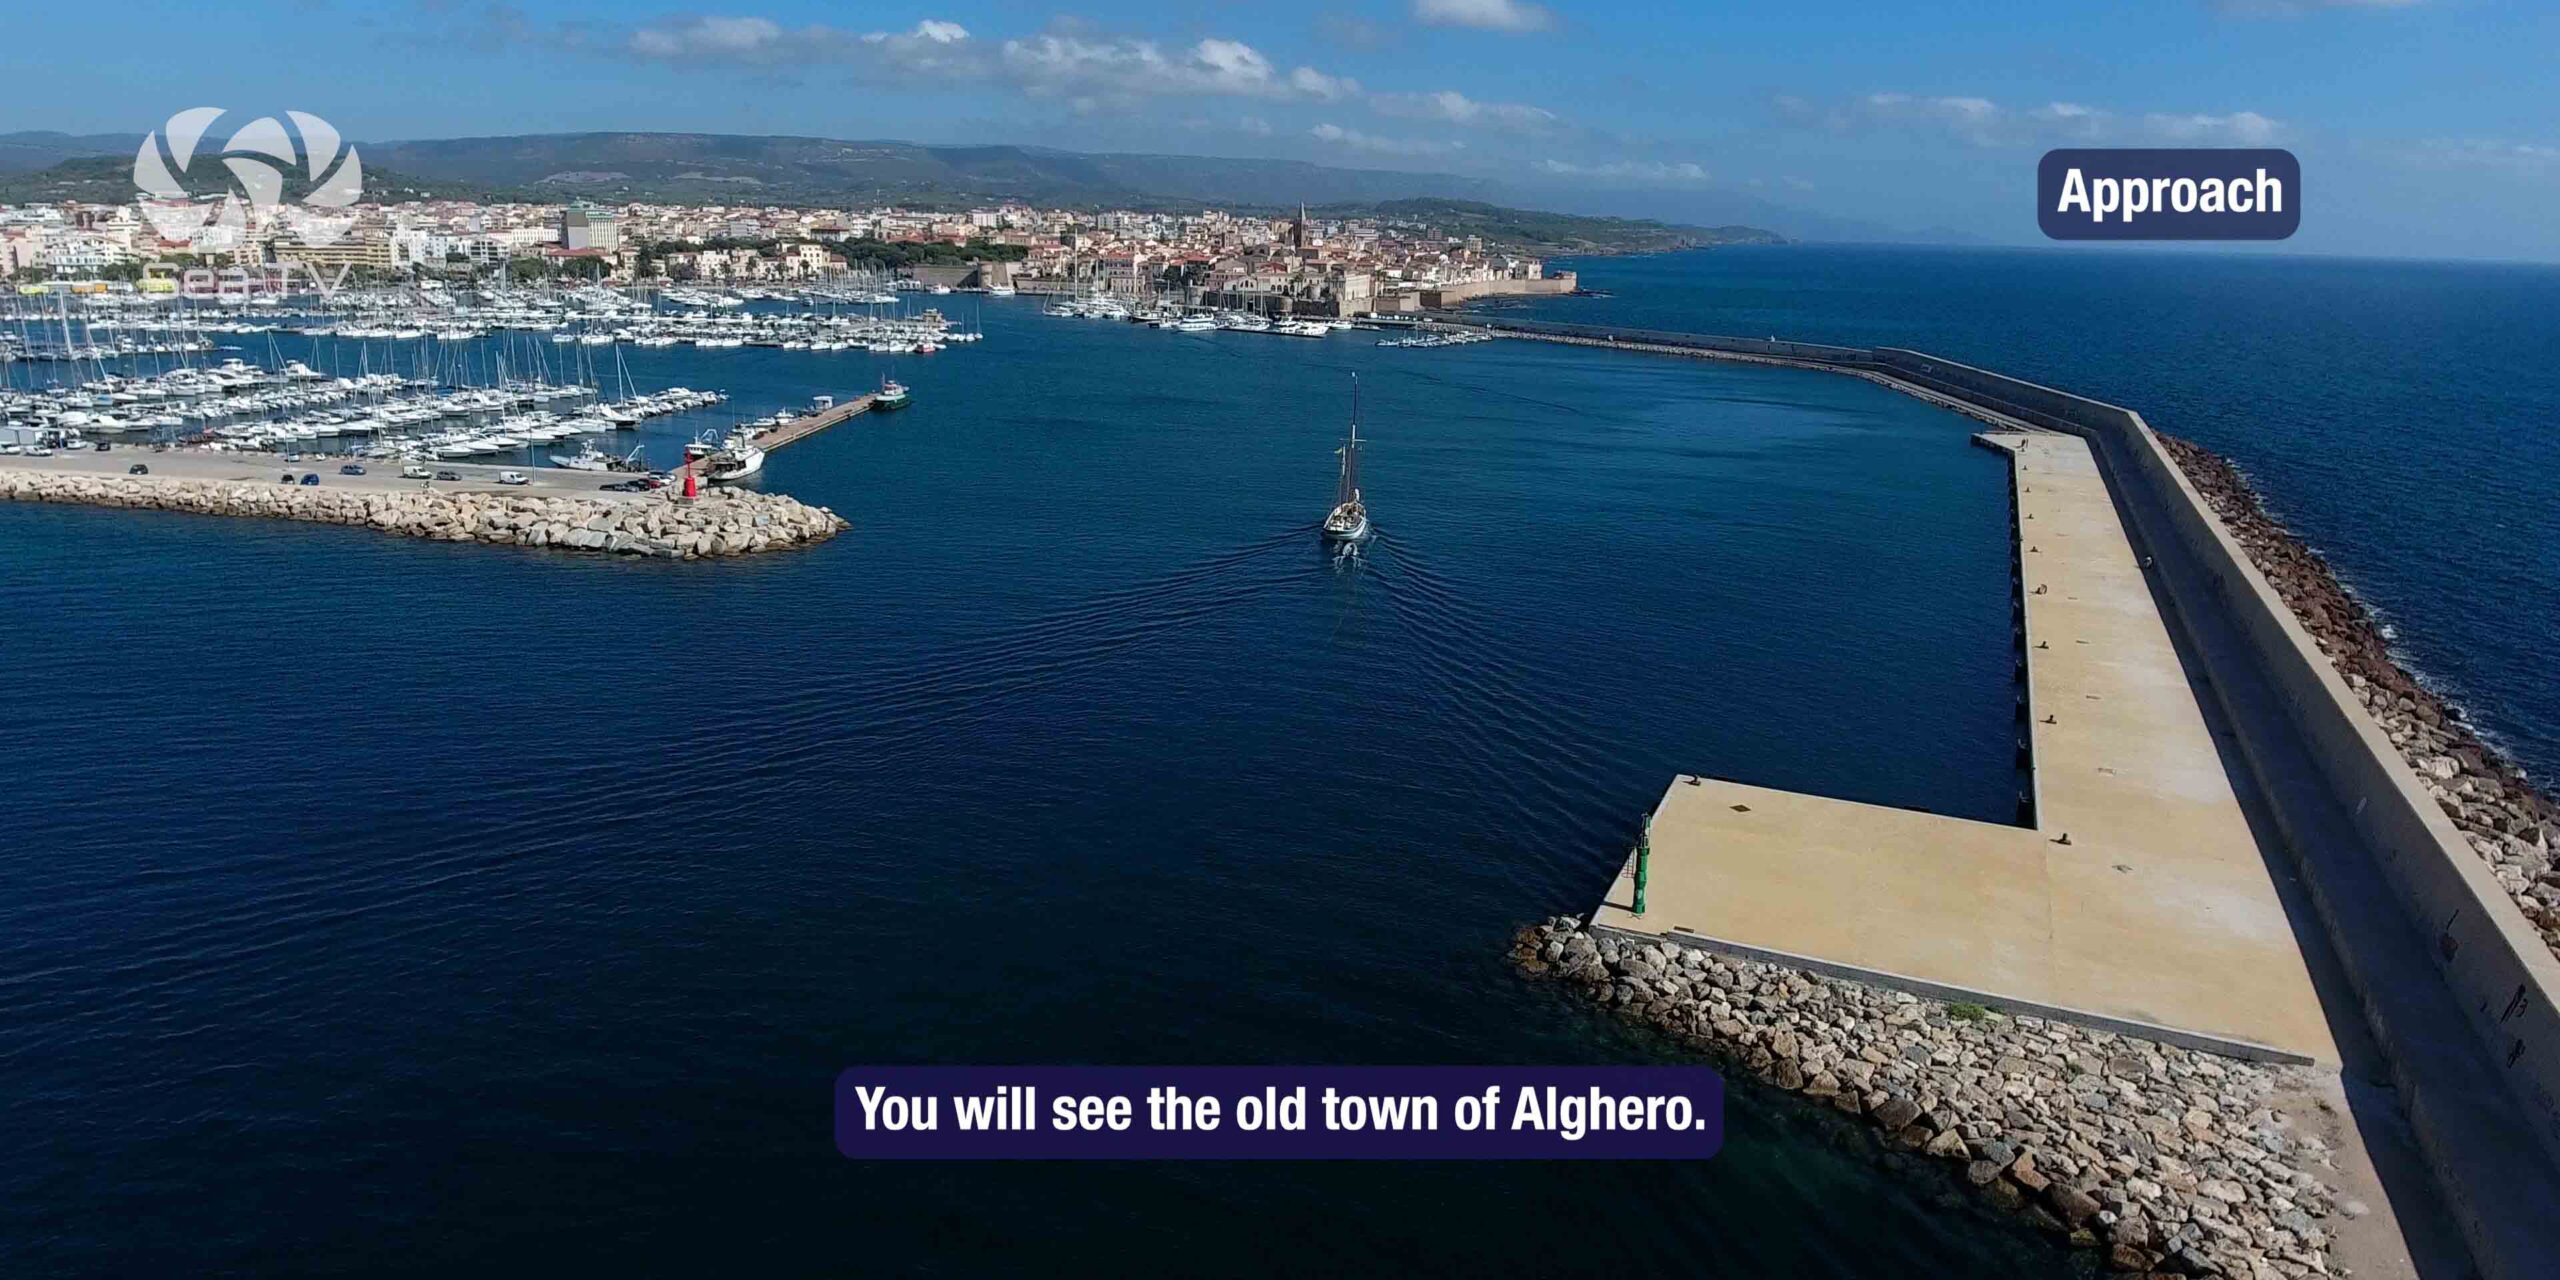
134;109;363;249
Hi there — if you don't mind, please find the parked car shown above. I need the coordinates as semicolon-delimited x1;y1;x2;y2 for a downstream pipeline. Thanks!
280;471;297;483
93;441;111;452
299;473;320;486
400;464;432;480
127;463;149;475
434;470;462;482
496;470;530;486
338;463;366;476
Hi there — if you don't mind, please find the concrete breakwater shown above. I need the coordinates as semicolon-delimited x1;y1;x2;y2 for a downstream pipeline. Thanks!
1458;314;2560;1274
0;469;848;558
1515;918;2349;1279
2159;434;2560;955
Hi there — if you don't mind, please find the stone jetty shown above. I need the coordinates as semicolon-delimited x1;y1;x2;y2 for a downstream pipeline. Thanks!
0;469;848;559
2161;435;2560;958
1514;917;2349;1279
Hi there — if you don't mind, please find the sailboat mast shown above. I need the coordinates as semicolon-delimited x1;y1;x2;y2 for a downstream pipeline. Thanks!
1339;374;1361;505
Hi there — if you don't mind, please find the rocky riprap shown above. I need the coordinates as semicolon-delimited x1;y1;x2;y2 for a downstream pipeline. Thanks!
2161;434;2560;957
0;470;848;558
1515;918;2349;1279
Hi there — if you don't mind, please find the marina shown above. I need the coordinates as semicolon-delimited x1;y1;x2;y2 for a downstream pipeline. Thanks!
3;0;2551;1264
8;247;2559;1280
1;283;977;496
11;287;2082;1275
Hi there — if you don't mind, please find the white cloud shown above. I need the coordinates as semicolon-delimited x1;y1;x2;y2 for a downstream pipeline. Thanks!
1535;158;1710;184
622;19;1359;109
2140;110;2282;145
1412;0;1554;33
626;17;978;75
1861;93;2003;144
1782;92;2284;148
630;16;790;61
1309;123;1464;157
999;34;1359;104
1372;90;1558;133
2028;101;2101;131
2411;138;2560;175
1316;13;1394;51
2215;0;2423;14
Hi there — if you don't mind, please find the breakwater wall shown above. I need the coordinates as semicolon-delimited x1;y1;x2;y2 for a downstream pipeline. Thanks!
1417;274;1580;307
0;470;849;558
1456;313;2560;1276
1426;314;1869;366
1517;917;2348;1278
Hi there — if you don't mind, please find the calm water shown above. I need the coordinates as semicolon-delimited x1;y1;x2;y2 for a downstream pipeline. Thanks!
9;246;2549;1275
1512;246;2560;785
2;289;2047;1274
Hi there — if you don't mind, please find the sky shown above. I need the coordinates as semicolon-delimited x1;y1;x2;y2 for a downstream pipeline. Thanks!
7;0;2558;260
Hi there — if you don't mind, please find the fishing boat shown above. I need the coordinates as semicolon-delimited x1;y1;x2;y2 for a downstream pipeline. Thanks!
1321;377;1372;543
704;444;764;483
687;427;766;483
547;440;646;472
874;378;911;410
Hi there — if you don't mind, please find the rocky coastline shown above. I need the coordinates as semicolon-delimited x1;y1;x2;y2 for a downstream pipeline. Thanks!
1514;918;2349;1279
2160;435;2560;956
0;469;848;559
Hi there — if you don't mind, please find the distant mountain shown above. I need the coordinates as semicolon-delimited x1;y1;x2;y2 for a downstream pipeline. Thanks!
361;133;1497;210
0;131;137;173
1317;198;1780;254
0;127;1852;242
0;154;492;207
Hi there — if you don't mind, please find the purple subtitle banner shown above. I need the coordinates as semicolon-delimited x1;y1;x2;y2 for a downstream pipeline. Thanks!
834;1065;1724;1160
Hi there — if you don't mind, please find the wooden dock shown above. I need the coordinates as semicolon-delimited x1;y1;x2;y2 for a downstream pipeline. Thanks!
672;392;876;479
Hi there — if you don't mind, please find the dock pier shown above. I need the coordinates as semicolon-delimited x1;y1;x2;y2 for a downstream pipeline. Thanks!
672;392;877;480
1596;430;2330;1064
1499;316;2560;1279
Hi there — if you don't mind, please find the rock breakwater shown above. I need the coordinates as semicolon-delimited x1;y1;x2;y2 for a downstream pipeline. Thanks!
1515;918;2348;1279
0;470;848;559
2160;435;2560;958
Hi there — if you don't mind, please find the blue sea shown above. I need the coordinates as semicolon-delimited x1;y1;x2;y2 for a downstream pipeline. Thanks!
1510;246;2560;786
4;246;2553;1274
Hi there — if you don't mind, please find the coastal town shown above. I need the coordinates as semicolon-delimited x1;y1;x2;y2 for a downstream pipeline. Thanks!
0;195;1573;315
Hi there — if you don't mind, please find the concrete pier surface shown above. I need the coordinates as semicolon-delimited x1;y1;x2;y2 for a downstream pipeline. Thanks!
670;392;876;481
4;388;880;501
0;442;654;500
1502;314;2560;1279
1592;432;2333;1065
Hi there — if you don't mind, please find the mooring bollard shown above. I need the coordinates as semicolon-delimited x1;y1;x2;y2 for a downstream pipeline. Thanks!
1633;814;1651;916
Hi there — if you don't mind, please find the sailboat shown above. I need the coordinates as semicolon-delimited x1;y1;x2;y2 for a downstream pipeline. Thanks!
1321;376;1372;543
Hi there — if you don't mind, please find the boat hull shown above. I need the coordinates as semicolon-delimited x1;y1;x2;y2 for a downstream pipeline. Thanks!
704;448;766;483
